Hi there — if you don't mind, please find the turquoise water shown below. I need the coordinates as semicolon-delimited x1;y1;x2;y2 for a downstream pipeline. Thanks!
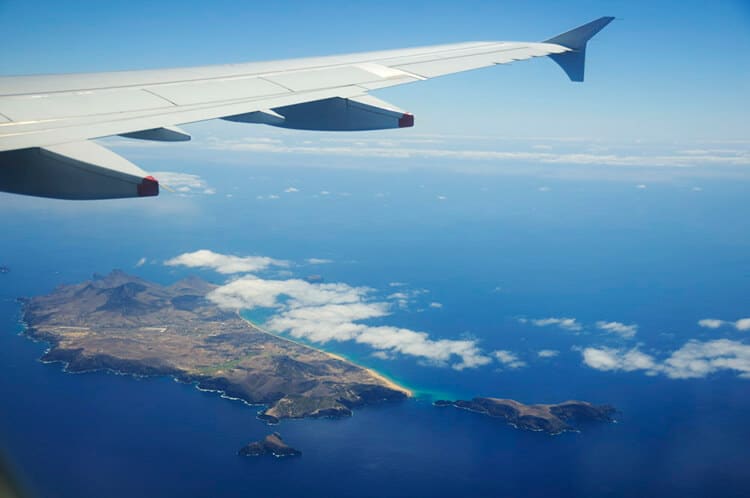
1;163;750;497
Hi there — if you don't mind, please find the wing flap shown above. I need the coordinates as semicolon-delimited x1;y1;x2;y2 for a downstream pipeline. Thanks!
270;95;412;131
0;141;158;199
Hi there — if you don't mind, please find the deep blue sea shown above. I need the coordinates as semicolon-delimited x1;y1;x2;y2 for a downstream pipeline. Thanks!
2;161;750;497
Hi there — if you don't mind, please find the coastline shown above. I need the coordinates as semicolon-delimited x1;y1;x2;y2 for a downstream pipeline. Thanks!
237;311;413;398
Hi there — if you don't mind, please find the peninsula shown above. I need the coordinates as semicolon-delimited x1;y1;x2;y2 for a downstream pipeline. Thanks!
21;270;410;423
434;397;615;435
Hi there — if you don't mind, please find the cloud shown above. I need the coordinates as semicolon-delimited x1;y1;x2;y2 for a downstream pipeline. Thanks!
636;184;647;189
698;318;750;331
596;321;638;339
165;249;288;274
493;350;526;369
284;187;299;193
354;326;492;371
135;257;147;268
152;171;215;195
698;319;725;329
429;302;443;309
537;349;560;358
582;347;657;373
172;251;491;370
581;339;750;379
521;317;583;332
210;276;368;310
384;287;428;310
306;258;333;265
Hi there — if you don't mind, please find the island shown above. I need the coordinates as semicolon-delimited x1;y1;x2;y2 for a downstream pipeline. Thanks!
434;397;615;435
20;270;410;423
238;433;301;458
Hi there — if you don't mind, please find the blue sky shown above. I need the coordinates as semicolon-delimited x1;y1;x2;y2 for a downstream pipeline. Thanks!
1;0;748;143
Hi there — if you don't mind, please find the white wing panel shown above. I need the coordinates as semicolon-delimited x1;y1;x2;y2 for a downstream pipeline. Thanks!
264;66;385;92
356;76;421;90
392;44;567;78
148;77;289;106
0;89;173;122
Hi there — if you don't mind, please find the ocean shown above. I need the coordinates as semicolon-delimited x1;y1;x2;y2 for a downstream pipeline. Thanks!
1;162;749;497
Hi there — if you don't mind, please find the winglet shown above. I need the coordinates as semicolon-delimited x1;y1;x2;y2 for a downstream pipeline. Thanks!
545;16;615;82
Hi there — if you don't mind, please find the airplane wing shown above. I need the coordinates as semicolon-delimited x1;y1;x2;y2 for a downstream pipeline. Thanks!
0;17;614;200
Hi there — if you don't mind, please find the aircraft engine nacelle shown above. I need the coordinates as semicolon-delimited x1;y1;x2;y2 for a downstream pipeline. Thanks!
224;95;413;131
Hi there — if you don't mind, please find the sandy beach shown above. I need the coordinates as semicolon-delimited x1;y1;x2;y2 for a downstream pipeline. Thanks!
238;312;413;397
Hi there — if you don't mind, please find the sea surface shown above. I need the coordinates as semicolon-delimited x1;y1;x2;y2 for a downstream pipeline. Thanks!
1;162;750;497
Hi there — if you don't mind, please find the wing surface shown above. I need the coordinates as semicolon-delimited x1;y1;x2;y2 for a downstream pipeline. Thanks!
0;17;614;199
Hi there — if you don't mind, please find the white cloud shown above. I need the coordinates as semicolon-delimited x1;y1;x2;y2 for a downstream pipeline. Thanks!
135;257;147;268
389;282;406;287
371;351;392;360
698;318;750;331
383;287;428;310
306;258;332;265
355;326;492;370
284;187;299;193
596;321;638;339
581;340;750;379
582;347;657;372
521;317;583;332
636;184;647;189
152;171;215;195
437;195;447;201
661;340;750;379
698;319;726;329
388;292;409;300
165;249;288;274
537;349;559;358
493;350;526;369
429;302;443;309
538;186;551;192
210;276;368;310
